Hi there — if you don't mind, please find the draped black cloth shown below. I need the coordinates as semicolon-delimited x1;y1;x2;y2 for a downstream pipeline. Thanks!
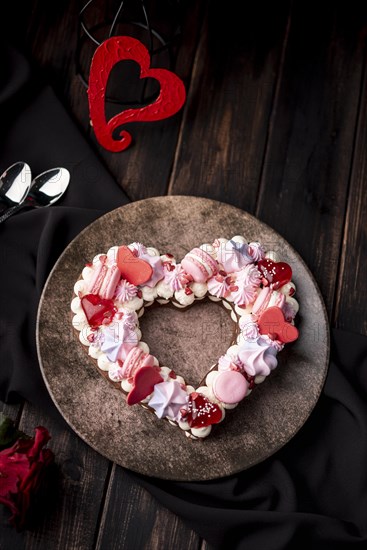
1;44;366;549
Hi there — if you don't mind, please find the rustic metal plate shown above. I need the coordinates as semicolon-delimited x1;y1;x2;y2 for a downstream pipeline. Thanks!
37;196;329;481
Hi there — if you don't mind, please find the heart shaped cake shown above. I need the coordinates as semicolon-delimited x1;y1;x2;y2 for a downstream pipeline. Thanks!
71;236;299;439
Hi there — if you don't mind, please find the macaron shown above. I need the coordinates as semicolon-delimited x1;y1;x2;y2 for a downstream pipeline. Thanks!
252;287;285;316
181;247;218;283
121;346;157;379
99;265;121;299
88;259;107;295
88;257;121;299
212;370;249;404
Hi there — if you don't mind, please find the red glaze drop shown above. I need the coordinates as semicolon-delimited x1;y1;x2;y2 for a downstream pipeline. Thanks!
257;259;292;290
185;393;222;429
81;294;116;328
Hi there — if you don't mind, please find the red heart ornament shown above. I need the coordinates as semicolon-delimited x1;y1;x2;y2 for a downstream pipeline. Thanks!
258;306;299;343
184;392;223;429
117;245;153;285
88;36;186;152
257;259;292;290
81;294;116;328
127;366;163;405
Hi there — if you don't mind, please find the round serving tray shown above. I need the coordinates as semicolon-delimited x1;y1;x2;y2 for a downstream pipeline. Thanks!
37;196;329;481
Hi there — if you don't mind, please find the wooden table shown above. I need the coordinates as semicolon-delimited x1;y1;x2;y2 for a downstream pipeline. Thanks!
1;1;367;547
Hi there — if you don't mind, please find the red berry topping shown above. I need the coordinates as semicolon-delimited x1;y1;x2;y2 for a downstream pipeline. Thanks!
185;393;222;428
219;270;227;277
166;253;174;258
168;370;177;379
243;371;255;389
166;263;175;272
184;287;193;295
85;262;93;267
81;294;116;329
137;290;142;298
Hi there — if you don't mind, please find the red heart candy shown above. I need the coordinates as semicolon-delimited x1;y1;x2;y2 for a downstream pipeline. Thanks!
88;36;186;152
257;259;292;290
258;306;299;344
117;246;153;286
184;392;222;429
127;366;163;406
81;294;116;328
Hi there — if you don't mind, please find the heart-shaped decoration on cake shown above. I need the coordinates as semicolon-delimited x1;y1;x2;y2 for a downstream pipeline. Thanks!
117;246;153;286
258;306;299;343
257;258;292;290
127;366;164;405
184;392;223;429
71;237;300;439
80;294;116;328
88;36;186;152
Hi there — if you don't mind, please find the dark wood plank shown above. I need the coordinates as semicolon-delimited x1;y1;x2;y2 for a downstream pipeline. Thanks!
95;465;201;550
169;1;291;212
24;0;97;135
0;403;110;550
0;400;21;423
255;1;367;315
333;53;367;335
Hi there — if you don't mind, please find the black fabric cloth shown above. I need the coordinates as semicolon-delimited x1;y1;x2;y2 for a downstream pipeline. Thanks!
0;42;129;410
1;45;367;550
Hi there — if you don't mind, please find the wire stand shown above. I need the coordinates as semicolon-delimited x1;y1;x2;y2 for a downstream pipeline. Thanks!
76;0;183;105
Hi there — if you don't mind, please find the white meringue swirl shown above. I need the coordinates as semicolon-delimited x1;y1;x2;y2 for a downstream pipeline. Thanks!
238;337;278;377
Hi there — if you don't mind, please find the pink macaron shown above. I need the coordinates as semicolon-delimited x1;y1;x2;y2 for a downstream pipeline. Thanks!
181;247;218;283
88;258;107;295
212;370;249;404
99;265;121;299
88;257;121;299
252;287;285;317
121;347;157;379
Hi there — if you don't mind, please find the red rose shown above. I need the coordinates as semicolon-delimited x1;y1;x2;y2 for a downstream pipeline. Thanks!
0;426;54;529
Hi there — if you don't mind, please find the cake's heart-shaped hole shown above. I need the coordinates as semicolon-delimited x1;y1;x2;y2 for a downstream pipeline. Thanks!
139;300;235;387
